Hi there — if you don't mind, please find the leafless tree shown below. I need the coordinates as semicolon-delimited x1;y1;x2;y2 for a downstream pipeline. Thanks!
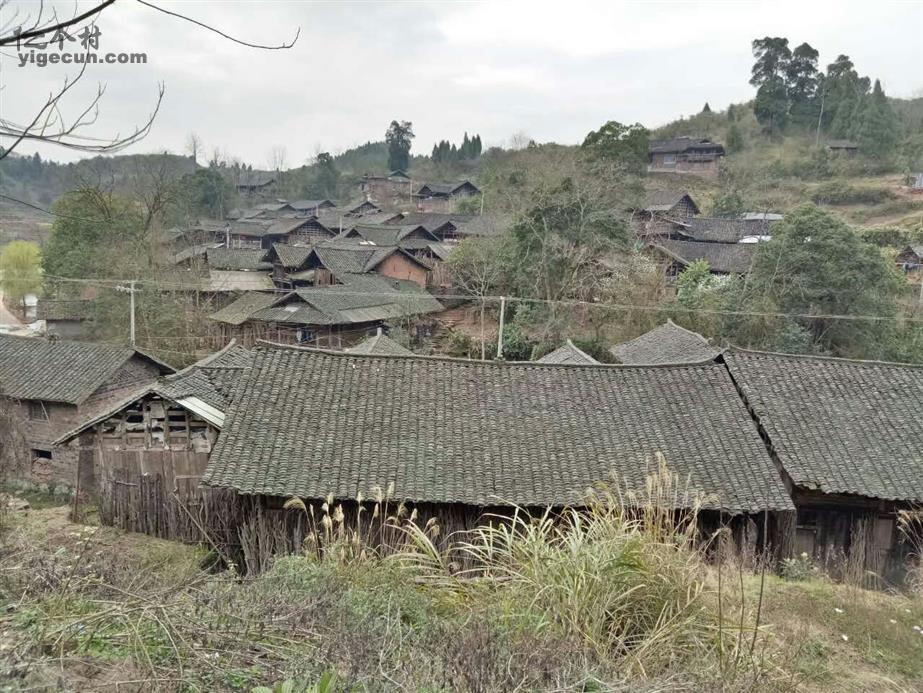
186;132;203;164
0;0;298;160
268;145;287;173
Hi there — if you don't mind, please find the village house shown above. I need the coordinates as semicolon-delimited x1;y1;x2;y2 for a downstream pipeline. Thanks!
896;244;923;279
264;242;434;290
0;334;173;487
207;274;443;348
53;342;251;539
648;137;725;176
360;170;413;208
611;321;720;365
195;343;793;568
337;199;383;216
651;217;775;244
384;212;506;243
647;238;758;276
225;217;336;250
236;170;277;195
413;181;482;213
632;190;701;237
289;199;336;215
724;348;923;586
536;340;600;365
36;299;93;339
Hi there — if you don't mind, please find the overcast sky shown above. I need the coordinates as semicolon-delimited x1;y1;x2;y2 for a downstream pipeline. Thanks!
3;0;922;167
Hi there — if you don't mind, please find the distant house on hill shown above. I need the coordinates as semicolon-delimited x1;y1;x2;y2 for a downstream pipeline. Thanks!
636;191;700;228
536;340;600;365
611;321;719;365
724;348;923;585
648;137;725;176
360;170;413;208
648;238;758;276
37;299;93;339
896;244;923;279
207;274;443;348
414;181;482;213
236;170;277;194
655;217;775;244
0;334;173;487
825;140;859;155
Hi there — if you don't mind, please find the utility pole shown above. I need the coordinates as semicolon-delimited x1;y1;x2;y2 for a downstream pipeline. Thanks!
495;296;506;359
115;281;139;346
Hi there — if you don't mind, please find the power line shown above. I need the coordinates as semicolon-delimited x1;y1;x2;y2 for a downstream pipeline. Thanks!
41;273;923;324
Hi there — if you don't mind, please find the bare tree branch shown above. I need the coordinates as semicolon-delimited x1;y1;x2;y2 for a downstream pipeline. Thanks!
0;0;115;46
135;0;300;50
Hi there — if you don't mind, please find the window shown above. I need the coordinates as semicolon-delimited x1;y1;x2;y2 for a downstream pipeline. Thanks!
28;401;49;421
31;448;52;460
663;154;677;165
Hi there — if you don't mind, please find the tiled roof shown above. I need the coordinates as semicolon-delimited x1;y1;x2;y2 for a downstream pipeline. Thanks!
612;321;720;365
649;137;724;155
653;239;757;274
203;346;793;514
208;292;279;325
674;218;774;243
271;243;314;270
0;334;167;405
346;331;413;356
36;299;93;322
290;199;335;211
416;181;481;197
207;248;271;271
54;342;252;443
210;275;442;328
207;270;275;292
537;340;599;365
724;349;923;502
237;170;276;188
642;190;699;214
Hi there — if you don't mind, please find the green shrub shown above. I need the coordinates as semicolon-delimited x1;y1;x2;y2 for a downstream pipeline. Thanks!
781;552;818;581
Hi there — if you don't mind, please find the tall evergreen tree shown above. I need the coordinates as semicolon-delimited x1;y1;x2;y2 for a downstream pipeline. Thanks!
385;120;414;171
785;42;820;127
851;79;900;158
750;37;792;134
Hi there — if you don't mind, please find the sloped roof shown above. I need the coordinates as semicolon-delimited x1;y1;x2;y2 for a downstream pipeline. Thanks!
653;239;757;274
207;248;271;271
416;181;481;197
208;292;279;325
642;190;700;214
202;345;793;514
338;199;381;215
54;342;252;443
612;321;720;365
211;275;442;328
537;340;599;365
227;220;276;238
341;224;439;247
36;299;93;322
649;137;725;154
290;199;335;211
0;334;171;405
674;217;774;243
724;349;923;502
207;270;275;292
271;243;314;270
237;171;276;188
346;331;413;356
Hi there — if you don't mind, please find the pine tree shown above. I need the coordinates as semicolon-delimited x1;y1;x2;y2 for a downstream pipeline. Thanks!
851;79;900;158
702;102;712;114
785;42;820;128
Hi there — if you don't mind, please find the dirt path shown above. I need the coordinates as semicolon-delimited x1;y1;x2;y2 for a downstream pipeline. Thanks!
0;289;23;326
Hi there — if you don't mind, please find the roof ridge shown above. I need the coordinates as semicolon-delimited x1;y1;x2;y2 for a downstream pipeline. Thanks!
254;340;719;370
164;340;239;381
663;319;712;345
725;346;923;369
